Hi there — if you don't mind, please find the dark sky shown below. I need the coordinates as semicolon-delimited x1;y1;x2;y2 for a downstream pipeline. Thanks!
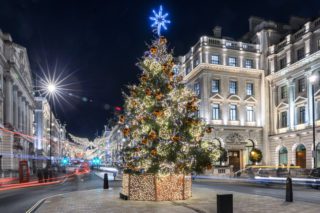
0;0;319;139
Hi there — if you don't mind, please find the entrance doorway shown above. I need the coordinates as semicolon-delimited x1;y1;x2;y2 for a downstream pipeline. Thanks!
296;144;306;168
229;150;240;172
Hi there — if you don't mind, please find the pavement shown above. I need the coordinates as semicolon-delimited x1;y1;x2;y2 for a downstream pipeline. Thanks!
0;171;104;213
36;182;320;213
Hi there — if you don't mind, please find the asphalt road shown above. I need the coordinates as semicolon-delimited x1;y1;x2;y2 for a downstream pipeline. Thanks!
0;171;114;213
194;180;320;204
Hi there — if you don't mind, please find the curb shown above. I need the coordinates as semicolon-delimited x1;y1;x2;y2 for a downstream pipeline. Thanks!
26;194;63;213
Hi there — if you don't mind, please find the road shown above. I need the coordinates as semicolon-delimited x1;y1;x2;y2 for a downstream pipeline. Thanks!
0;171;116;213
194;180;320;204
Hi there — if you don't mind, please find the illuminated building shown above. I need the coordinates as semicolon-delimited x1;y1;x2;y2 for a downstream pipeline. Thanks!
0;30;35;175
178;16;320;170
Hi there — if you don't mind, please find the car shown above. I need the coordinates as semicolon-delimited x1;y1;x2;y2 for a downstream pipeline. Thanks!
309;168;320;189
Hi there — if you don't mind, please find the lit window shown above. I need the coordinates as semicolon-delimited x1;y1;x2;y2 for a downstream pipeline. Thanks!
211;79;220;93
211;55;220;64
195;58;200;66
173;66;179;75
229;105;237;121
246;106;254;122
229;81;237;94
280;86;288;99
194;83;200;96
212;104;220;120
186;66;191;75
246;83;254;96
228;57;237;66
281;111;287;128
245;59;253;68
298;106;306;124
297;78;306;93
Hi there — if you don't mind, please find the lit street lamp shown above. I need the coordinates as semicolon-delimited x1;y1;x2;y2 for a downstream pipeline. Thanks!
309;74;317;169
47;82;56;168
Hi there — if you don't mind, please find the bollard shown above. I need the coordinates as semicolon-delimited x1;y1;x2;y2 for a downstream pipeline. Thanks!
286;177;293;202
104;173;109;189
217;194;233;213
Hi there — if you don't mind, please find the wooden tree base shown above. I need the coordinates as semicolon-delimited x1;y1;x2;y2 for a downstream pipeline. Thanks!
121;173;192;201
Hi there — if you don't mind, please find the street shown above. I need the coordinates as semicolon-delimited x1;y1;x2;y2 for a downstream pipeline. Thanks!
194;180;320;204
0;172;110;213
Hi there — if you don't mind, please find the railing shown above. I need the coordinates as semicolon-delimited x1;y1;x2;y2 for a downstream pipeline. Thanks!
293;28;305;41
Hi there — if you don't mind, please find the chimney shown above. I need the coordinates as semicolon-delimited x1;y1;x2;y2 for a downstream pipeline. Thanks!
213;26;222;38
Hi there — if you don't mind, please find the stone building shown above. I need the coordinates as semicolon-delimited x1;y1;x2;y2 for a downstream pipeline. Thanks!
34;96;66;168
0;30;35;174
178;16;320;170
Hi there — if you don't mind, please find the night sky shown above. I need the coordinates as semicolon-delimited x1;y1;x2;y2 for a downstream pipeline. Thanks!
0;0;319;139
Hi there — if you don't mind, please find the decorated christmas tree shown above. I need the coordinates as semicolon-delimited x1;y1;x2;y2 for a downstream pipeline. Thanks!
119;6;220;176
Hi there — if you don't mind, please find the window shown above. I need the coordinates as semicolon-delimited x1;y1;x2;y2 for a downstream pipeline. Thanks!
279;57;286;69
212;104;220;120
229;105;237;120
173;66;179;75
317;40;320;50
246;106;254;122
246;83;254;96
228;57;237;66
279;147;288;165
297;78;306;93
194;58;200;66
281;111;287;128
211;55;220;64
297;48;305;60
194;83;200;96
211;79;220;93
298;106;306;124
186;66;191;75
280;86;288;99
229;81;237;94
245;59;253;68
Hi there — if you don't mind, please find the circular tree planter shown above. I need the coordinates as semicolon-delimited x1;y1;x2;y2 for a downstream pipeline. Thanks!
121;173;192;201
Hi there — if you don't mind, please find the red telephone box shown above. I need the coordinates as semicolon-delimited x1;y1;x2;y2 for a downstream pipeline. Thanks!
19;160;30;183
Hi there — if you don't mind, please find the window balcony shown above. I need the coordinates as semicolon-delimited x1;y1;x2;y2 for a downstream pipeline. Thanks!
228;120;240;126
295;123;307;131
278;127;289;134
245;121;256;126
211;120;223;125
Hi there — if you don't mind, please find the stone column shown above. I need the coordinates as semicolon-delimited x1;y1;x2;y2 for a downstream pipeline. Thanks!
4;76;13;125
17;92;22;131
288;79;295;130
306;72;313;125
13;87;18;129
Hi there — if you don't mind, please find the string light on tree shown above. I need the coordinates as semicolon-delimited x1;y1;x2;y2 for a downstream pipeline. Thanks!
149;5;171;36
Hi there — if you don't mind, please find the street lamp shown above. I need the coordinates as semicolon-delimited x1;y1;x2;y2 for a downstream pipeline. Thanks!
309;74;317;169
47;82;56;168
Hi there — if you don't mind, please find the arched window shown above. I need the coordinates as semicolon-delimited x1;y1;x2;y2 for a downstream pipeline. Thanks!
244;140;254;165
316;143;320;168
296;144;306;168
279;146;288;166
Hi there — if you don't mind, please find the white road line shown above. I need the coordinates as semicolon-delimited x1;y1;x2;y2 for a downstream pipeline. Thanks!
26;193;63;213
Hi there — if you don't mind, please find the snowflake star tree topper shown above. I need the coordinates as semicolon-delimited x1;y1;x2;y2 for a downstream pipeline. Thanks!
149;5;171;36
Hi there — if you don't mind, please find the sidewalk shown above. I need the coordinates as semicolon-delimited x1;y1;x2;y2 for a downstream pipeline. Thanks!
36;185;320;213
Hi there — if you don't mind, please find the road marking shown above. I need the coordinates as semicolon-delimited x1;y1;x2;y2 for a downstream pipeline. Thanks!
26;193;63;213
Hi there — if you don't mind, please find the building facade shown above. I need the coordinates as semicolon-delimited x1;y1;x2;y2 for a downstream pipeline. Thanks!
0;30;35;174
178;16;320;170
34;96;66;168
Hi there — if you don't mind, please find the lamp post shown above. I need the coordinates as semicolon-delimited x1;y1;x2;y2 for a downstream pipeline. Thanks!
309;75;317;169
47;83;56;167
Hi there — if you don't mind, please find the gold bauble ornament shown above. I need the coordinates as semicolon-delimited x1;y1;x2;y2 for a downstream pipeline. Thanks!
159;36;167;45
118;115;125;124
155;91;164;101
151;149;157;156
142;138;148;145
122;127;130;136
148;130;157;140
150;47;157;55
145;88;152;96
205;127;212;133
171;135;180;142
140;74;148;83
153;109;164;117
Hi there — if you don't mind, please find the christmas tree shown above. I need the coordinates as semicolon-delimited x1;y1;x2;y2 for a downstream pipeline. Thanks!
119;36;221;175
